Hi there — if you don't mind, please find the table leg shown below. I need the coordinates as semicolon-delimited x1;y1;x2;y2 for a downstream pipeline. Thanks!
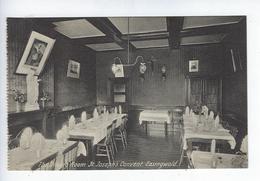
145;122;148;135
165;122;168;136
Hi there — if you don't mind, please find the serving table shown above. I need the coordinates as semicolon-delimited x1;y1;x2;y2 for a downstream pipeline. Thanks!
139;110;171;135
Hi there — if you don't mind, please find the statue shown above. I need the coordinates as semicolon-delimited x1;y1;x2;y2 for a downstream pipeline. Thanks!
24;69;40;111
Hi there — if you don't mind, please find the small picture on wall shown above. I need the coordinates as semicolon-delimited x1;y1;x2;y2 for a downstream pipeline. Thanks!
189;60;199;72
67;60;80;79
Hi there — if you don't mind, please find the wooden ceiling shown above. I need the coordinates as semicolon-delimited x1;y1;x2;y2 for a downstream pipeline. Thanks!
47;16;245;51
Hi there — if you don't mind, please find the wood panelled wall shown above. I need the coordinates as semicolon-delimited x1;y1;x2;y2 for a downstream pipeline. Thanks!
96;44;224;108
7;19;55;112
222;20;247;122
54;38;96;109
7;18;97;112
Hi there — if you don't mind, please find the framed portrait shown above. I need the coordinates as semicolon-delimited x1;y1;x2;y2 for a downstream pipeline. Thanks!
67;60;80;79
189;60;199;72
16;31;56;75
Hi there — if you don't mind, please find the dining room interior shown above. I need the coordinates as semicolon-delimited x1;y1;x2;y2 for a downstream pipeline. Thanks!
7;16;247;170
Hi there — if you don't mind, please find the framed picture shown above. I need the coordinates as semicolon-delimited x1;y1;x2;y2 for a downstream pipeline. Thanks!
16;31;56;75
67;60;80;79
189;60;199;72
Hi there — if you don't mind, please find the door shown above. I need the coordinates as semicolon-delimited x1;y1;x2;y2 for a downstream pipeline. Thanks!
187;77;221;113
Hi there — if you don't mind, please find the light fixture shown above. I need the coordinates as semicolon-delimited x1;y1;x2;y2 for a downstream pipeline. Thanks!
111;18;148;76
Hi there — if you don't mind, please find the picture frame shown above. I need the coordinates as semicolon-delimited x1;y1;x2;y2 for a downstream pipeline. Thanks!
67;60;80;79
189;60;199;72
16;31;56;75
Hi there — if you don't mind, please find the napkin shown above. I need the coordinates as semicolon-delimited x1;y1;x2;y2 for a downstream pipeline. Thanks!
93;108;99;118
240;135;248;153
119;105;122;114
214;115;220;128
209;111;214;120
81;111;87;122
69;115;76;129
19;127;33;149
190;109;194;116
56;129;64;142
185;106;190;116
115;106;118;114
77;142;87;156
31;132;46;150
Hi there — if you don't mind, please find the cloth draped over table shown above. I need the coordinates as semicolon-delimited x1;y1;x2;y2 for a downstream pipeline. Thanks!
56;125;86;156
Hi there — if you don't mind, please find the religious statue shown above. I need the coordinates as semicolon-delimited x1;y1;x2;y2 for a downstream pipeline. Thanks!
24;69;40;111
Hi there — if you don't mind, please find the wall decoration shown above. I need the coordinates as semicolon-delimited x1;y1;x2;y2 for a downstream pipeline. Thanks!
189;60;199;72
67;60;80;79
161;64;167;80
139;62;147;81
16;31;56;75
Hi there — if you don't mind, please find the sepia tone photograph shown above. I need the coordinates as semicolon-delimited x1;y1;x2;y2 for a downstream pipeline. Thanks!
6;16;247;170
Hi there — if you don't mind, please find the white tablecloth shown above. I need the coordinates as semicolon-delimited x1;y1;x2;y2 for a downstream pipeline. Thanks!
139;110;171;124
183;129;236;150
191;151;248;168
69;113;127;145
182;115;236;150
8;139;77;170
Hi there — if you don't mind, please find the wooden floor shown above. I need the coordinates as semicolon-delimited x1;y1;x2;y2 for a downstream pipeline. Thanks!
77;118;188;170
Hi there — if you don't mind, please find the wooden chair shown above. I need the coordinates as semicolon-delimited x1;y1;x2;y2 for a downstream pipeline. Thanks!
31;152;58;170
95;125;114;164
61;142;79;170
114;117;128;149
172;108;184;130
111;119;118;154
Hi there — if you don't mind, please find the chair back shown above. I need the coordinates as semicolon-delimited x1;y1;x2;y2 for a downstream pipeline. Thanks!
62;142;79;170
111;119;117;135
31;152;58;170
105;125;112;144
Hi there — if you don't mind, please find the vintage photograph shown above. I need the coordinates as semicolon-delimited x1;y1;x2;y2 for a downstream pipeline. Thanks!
15;31;55;75
7;16;247;170
67;60;80;79
189;60;199;72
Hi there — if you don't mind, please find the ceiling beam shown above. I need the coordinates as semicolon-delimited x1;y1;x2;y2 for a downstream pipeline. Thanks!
180;21;243;37
71;36;113;45
86;17;136;51
121;31;169;41
167;17;184;49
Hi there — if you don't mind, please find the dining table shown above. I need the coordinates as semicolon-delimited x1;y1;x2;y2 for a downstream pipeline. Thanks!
139;110;171;135
190;151;248;168
179;114;236;166
68;113;127;162
8;139;77;170
182;114;236;150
